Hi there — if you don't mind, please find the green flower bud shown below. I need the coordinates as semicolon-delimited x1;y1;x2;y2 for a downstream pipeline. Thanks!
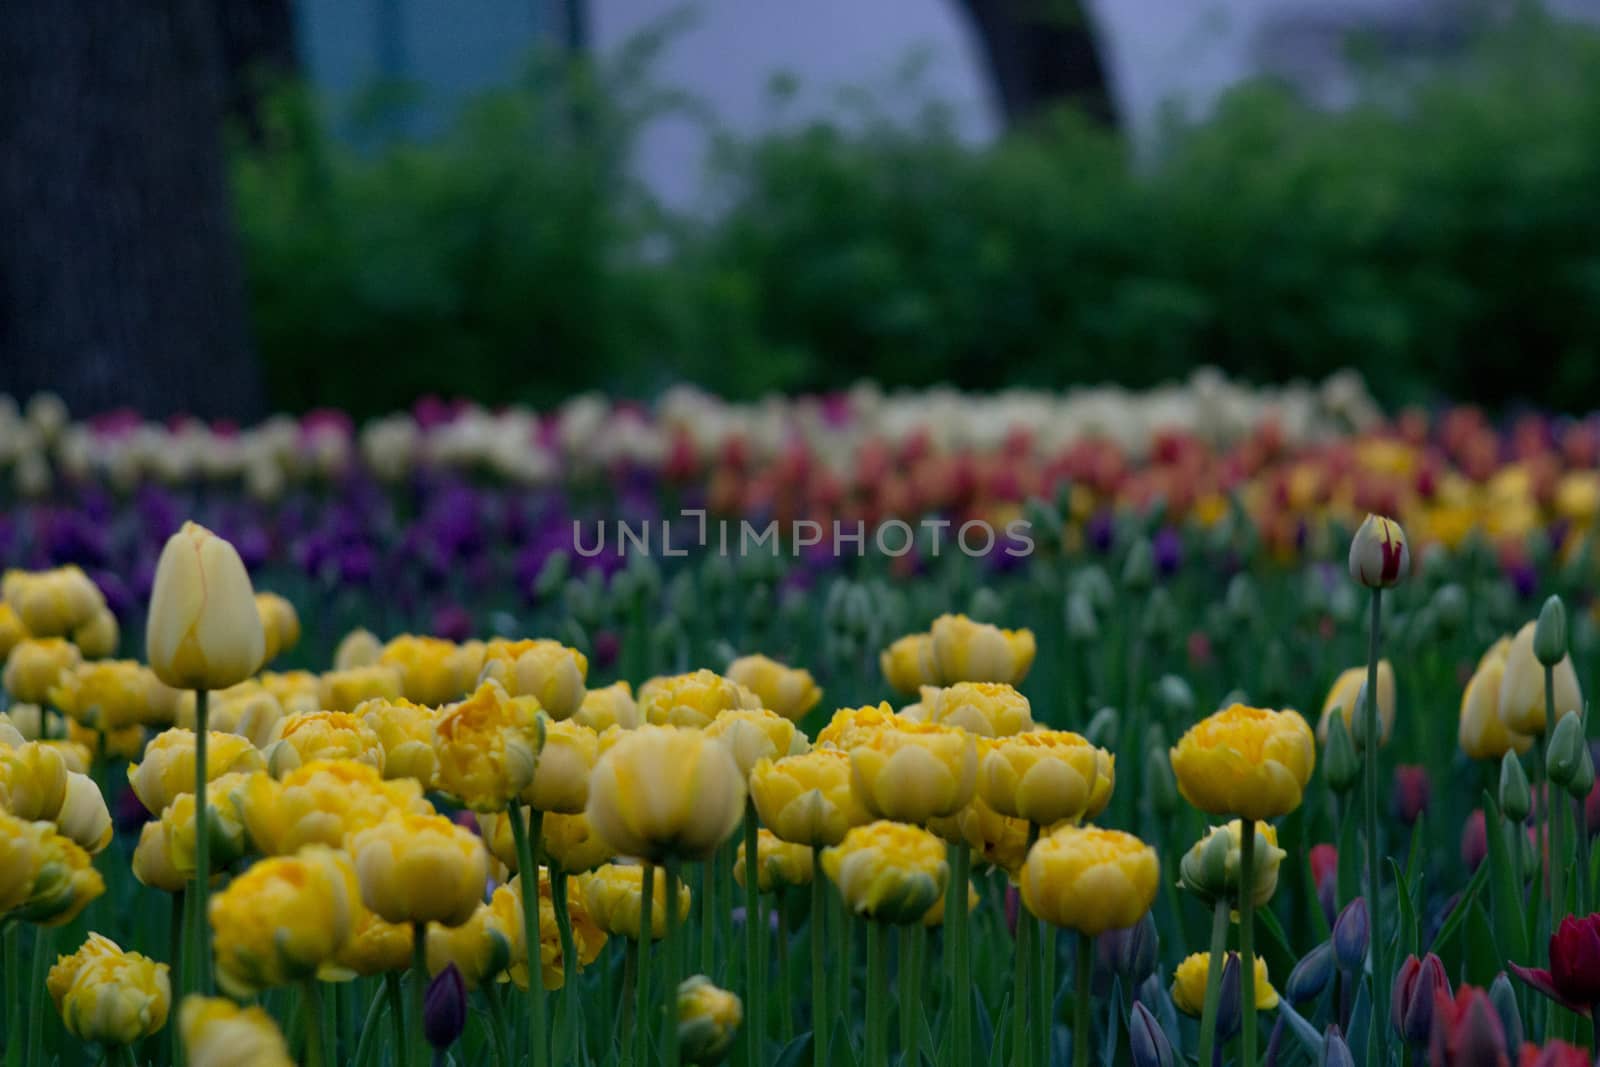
1122;538;1155;593
1535;595;1569;668
1547;711;1586;790
1147;746;1179;817
1179;821;1285;907
1086;706;1120;750
1153;675;1195;720
1498;752;1531;823
1567;742;1595;800
1324;712;1360;795
1066;593;1098;641
1225;574;1259;623
1142;587;1178;642
1432;584;1467;636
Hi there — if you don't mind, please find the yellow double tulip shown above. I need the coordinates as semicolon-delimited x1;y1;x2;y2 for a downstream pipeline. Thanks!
848;719;977;824
481;638;589;719
734;828;814;892
265;711;387;777
1172;952;1279;1015
180;996;294;1067
350;811;489;928
1170;704;1315;821
432;681;538;812
748;748;868;847
638;669;761;728
381;634;485;706
903;682;1033;737
3;637;82;704
726;655;822;722
127;728;264;815
582;863;692;940
48;932;170;1046
822;820;949;924
1019;825;1159;935
209;846;356;996
977;730;1110;825
586;725;745;862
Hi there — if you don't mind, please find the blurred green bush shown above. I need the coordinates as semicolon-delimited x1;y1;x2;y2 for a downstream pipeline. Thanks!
234;15;1600;415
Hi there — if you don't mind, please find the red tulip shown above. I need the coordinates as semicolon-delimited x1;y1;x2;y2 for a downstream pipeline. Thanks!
1394;953;1451;1045
1461;810;1488;874
1518;1041;1590;1067
1428;985;1509;1067
1393;765;1432;827
1509;912;1600;1015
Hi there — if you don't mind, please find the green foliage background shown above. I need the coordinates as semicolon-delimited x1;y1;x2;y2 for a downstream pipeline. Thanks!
234;16;1600;417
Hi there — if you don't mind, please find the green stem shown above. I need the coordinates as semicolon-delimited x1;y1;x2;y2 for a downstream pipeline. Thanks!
811;851;829;1058
1012;889;1031;1067
620;939;638;1067
949;844;973;1064
777;903;794;1044
192;686;211;996
900;923;922;1063
351;977;390;1067
1363;587;1388;1054
1548;664;1566;929
867;921;889;1067
509;803;548;1067
637;862;655;1067
1239;823;1258;1067
551;864;579;1064
1072;931;1092;1067
1195;898;1230;1066
743;801;762;1067
482;985;511;1067
1577;795;1591;915
665;859;682;1067
412;925;428;1067
700;845;718;976
385;970;409;1067
25;926;50;1067
1037;921;1055;1067
172;890;187;1067
302;980;327;1067
4;924;20;1067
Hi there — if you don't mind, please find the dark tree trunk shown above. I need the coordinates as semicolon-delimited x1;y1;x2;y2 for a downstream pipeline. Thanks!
0;0;264;420
217;0;298;143
955;0;1116;127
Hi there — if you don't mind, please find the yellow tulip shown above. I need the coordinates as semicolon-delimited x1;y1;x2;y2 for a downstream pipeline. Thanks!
427;897;514;989
5;566;103;638
823;820;949;924
48;659;166;731
72;609;120;660
265;711;387;777
815;702;900;749
432;681;539;812
331;908;413;978
318;665;405;712
160;773;252;877
1172;951;1279;1015
1317;661;1397;746
55;771;112;854
928;795;1032;875
638;669;761;728
677;975;742;1066
334;627;384;670
929;614;1036;685
209;846;356;995
357;696;442;785
180;995;294;1067
0;808;47;912
145;522;265;690
977;730;1106;825
242;759;427;856
1498;620;1584;736
1019;825;1159;934
580;863;691;940
920;880;980;928
0;603;30;662
66;719;145;762
3;637;82;704
1179;820;1286;907
903;682;1033;737
0;740;69;820
481;638;589;720
13;824;106;926
541;810;615;873
573;681;640;732
703;708;807;778
131;820;187;893
748;749;869;847
879;633;939;695
380;634;486;706
733;828;814;892
1459;642;1533;759
49;933;170;1045
127;728;264;816
499;871;608;991
41;739;92;775
178;685;284;749
726;655;822;722
350;811;488;927
253;593;301;665
586;725;745;862
1170;704;1316;821
523;716;599;814
848;720;977;824
257;670;320;715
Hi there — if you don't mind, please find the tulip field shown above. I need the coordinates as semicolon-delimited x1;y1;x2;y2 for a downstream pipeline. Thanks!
5;376;1600;1066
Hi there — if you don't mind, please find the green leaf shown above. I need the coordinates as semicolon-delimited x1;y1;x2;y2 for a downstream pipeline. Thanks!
1465;899;1501;987
1428;860;1490;955
1388;857;1419;963
774;1033;813;1067
1483;791;1530;964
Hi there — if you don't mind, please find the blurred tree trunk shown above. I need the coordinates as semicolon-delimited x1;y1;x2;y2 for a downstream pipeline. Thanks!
0;0;264;419
954;0;1116;127
218;0;298;143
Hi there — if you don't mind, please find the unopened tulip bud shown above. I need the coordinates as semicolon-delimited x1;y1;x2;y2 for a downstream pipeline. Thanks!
1098;913;1159;986
1215;953;1243;1044
1488;972;1523;1052
1548;712;1587;790
1180;827;1236;904
1122;538;1154;592
145;522;265;690
1154;675;1194;719
1391;766;1431;828
1332;898;1369;973
1324;713;1360;795
1065;593;1098;641
1142;588;1177;642
1322;1025;1356;1067
1086;706;1119;750
1225;574;1259;623
1433;584;1467;635
424;963;466;1050
1348;514;1410;589
1534;595;1569;667
1568;743;1596;799
1146;747;1179;817
1391;953;1449;1046
1129;1001;1174;1067
1285;941;1335;1004
1499;753;1532;823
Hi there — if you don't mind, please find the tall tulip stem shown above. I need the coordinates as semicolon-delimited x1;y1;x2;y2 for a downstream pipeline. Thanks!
1546;664;1565;930
302;979;327;1067
551;863;579;1064
810;850;828;1057
867;920;889;1067
949;843;973;1062
1195;897;1230;1065
1362;587;1388;1052
192;686;211;996
412;924;428;1067
637;862;655;1067
742;800;762;1067
1012;886;1031;1067
700;845;718;975
1239;824;1258;1067
664;858;682;1067
1072;931;1092;1067
385;971;409;1067
509;803;548;1067
3;924;19;1067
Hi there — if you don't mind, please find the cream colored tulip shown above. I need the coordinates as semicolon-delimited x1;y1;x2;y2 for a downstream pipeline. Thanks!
145;522;265;690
